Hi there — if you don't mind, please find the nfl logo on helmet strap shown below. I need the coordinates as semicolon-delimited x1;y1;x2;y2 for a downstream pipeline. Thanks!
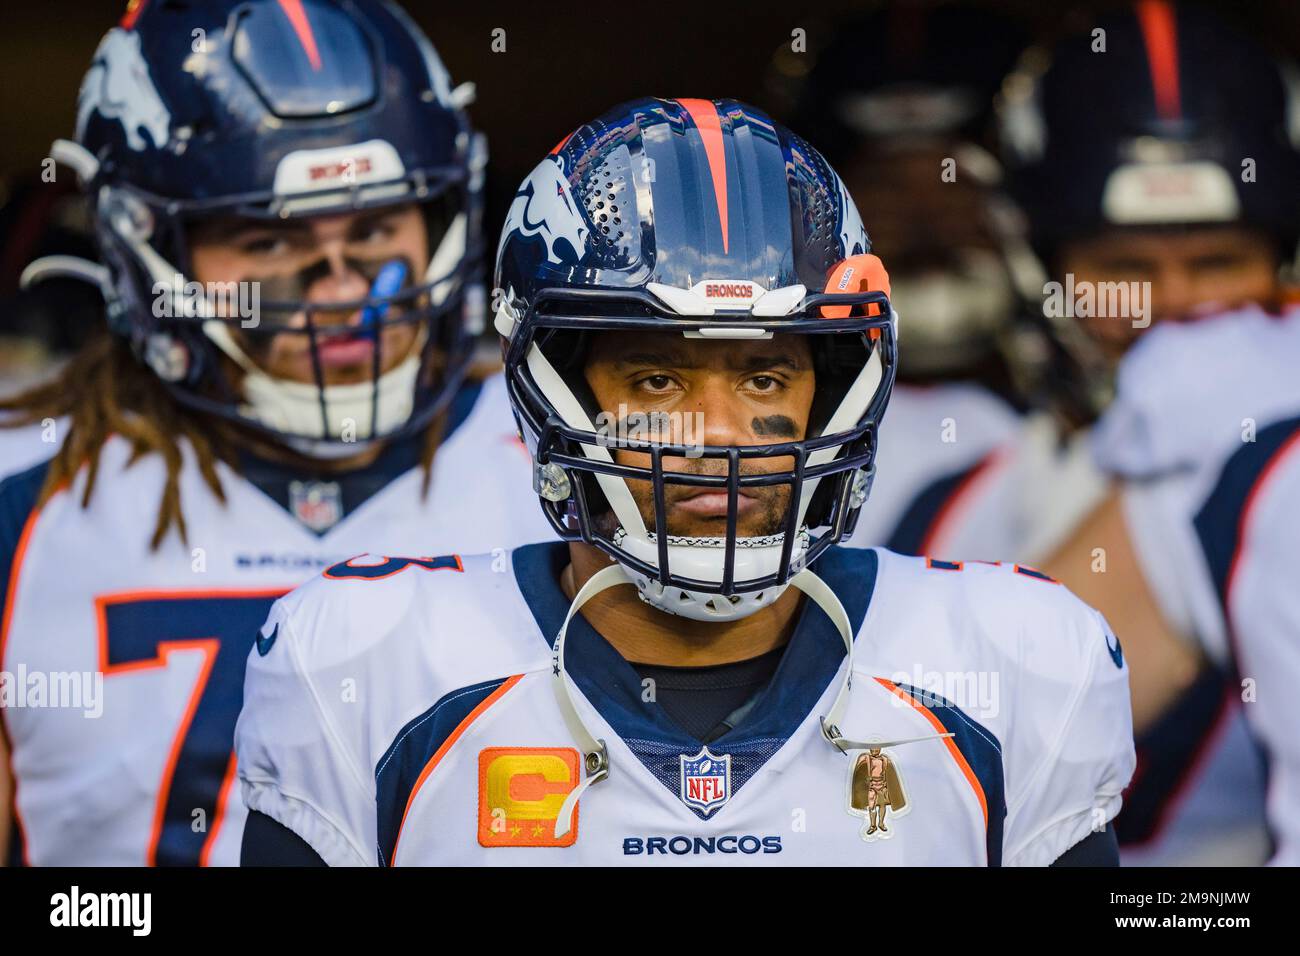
680;747;731;817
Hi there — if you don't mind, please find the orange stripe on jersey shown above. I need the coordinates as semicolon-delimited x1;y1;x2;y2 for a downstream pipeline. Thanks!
876;677;989;828
1227;427;1300;610
0;504;44;681
677;98;730;254
200;750;240;868
391;673;524;862
0;717;17;866
1136;0;1182;121
920;446;1011;556
144;638;218;865
276;0;323;71
0;480;70;868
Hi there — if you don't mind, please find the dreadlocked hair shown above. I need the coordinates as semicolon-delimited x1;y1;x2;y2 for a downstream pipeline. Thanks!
0;333;235;550
1;333;459;551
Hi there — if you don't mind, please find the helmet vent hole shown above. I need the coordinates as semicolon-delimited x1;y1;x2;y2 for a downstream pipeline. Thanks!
578;143;638;264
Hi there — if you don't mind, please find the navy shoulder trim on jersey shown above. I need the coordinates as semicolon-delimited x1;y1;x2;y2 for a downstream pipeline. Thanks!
0;459;51;634
886;451;997;555
0;459;48;869
891;681;1006;866
511;541;880;819
235;377;485;536
510;541;575;645
374;674;509;866
1194;415;1300;609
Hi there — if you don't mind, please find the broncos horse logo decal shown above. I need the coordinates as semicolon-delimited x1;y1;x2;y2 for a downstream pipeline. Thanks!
498;156;590;266
77;28;172;152
836;175;869;259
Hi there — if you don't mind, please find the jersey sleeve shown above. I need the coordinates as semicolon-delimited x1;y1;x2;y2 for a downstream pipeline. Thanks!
1118;474;1232;663
1227;459;1300;866
1002;599;1136;867
235;592;378;867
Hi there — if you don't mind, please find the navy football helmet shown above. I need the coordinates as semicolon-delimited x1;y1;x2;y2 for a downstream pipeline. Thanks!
1000;0;1300;269
27;0;484;453
996;0;1300;418
495;98;896;621
777;3;1034;383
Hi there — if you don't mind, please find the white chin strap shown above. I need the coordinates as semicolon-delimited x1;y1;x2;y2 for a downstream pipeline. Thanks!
202;321;421;444
549;562;934;839
615;529;810;622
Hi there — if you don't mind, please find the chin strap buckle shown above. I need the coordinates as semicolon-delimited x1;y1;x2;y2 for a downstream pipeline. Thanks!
554;740;609;839
821;718;853;754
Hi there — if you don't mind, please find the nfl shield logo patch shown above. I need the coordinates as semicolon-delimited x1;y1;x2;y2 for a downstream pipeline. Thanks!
679;747;731;817
289;480;343;533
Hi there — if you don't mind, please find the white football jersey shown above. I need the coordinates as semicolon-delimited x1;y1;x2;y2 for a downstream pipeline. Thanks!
0;417;64;482
1092;305;1300;866
845;382;1027;560
237;543;1134;866
0;372;553;866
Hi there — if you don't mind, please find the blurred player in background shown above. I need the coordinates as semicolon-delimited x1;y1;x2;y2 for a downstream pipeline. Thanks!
773;3;1062;561
0;0;548;866
999;0;1300;864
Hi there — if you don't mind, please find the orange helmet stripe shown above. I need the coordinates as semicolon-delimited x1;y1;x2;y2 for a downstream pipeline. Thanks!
276;0;324;72
677;98;730;254
1136;0;1182;121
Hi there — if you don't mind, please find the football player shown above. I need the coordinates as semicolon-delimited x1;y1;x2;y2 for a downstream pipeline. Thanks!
776;4;1038;560
0;0;550;866
998;1;1300;864
1082;304;1300;866
236;98;1134;866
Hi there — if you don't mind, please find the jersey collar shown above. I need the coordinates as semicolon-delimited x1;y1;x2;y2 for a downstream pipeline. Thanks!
511;541;879;810
237;377;484;535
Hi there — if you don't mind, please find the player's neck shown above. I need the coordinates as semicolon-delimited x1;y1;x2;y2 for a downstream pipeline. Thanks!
562;542;803;666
